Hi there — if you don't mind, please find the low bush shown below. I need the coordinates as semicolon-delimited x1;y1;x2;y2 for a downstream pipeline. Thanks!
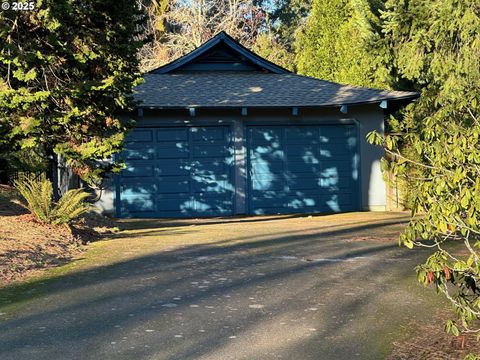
14;175;93;225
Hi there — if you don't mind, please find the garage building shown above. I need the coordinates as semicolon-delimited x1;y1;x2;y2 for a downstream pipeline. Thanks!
97;32;417;218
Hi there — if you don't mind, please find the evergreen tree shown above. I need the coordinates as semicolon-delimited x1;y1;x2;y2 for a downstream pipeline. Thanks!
369;0;480;334
252;32;293;71
295;0;390;88
0;1;146;196
267;0;312;54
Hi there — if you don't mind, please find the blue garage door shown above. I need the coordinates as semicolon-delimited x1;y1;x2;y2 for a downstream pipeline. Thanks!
116;126;234;217
247;125;360;215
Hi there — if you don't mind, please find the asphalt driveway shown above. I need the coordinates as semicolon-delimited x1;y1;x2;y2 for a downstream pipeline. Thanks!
0;212;442;359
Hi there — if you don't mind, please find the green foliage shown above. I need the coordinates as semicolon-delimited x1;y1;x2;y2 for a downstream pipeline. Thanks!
268;0;312;35
264;0;312;60
15;175;54;223
368;0;480;335
0;0;147;184
464;354;480;360
395;144;424;210
294;0;391;88
252;33;294;71
377;142;425;210
14;175;92;225
52;188;94;225
0;147;46;183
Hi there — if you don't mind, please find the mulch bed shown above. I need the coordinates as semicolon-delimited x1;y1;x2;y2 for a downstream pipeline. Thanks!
0;214;82;285
0;185;118;286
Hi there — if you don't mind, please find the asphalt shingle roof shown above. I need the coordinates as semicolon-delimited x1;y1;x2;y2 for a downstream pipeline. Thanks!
135;73;418;109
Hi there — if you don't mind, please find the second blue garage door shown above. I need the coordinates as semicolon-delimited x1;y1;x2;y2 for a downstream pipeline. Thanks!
117;126;234;217
247;124;360;215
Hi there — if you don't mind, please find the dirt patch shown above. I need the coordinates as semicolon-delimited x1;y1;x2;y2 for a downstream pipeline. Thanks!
388;312;480;359
0;185;119;286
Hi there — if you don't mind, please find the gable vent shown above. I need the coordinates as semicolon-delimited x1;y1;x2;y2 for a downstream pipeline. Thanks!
196;50;242;63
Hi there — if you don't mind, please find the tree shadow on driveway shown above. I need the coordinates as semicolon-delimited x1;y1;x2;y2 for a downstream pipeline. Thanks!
0;213;440;360
114;211;406;230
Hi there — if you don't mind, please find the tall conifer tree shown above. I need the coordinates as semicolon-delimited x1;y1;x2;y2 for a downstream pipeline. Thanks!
0;0;147;195
295;0;389;88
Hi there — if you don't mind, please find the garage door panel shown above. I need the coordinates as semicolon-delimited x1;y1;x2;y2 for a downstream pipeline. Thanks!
122;144;156;160
251;177;285;191
157;194;192;211
287;161;321;173
156;159;190;176
284;144;321;157
157;176;190;194
156;142;189;159
156;128;188;141
248;125;359;215
319;150;354;161
120;181;156;196
192;177;231;193
191;160;228;174
284;155;322;166
318;177;353;189
118;126;234;217
290;177;353;190
320;194;355;211
321;159;353;166
193;144;230;158
320;140;357;151
249;128;282;144
321;126;355;137
251;195;286;209
320;167;352;177
322;193;354;204
192;127;226;141
289;176;322;190
285;127;319;141
319;143;351;153
249;146;283;159
121;163;154;178
125;129;154;143
120;195;155;212
249;156;284;171
285;126;318;136
287;194;319;211
194;195;234;214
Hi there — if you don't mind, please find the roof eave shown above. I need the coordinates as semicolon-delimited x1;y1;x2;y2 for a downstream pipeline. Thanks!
136;95;419;110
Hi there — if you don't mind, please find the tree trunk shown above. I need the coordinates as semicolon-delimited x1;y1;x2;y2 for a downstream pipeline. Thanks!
46;147;60;201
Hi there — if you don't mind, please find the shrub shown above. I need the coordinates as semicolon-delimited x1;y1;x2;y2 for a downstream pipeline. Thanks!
368;0;480;337
14;175;93;225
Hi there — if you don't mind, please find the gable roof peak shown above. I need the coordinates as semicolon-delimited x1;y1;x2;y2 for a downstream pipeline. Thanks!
149;31;290;75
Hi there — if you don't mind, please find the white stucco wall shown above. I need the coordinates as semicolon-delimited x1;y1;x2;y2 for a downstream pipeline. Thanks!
97;105;387;216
